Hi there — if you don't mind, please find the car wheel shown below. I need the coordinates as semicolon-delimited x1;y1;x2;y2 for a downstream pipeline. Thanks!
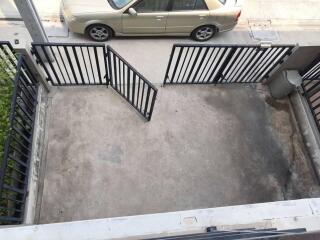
86;24;112;42
191;25;217;42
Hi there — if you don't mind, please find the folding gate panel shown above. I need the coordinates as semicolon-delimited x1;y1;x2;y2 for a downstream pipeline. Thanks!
106;46;157;121
31;42;157;121
164;44;295;85
32;43;107;86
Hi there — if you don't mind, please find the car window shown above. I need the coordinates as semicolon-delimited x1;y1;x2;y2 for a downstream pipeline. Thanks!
134;0;169;13
110;0;133;9
172;0;208;11
218;0;226;4
195;0;207;9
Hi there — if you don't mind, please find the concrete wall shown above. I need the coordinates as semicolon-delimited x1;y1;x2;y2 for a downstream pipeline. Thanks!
267;46;320;181
268;46;320;81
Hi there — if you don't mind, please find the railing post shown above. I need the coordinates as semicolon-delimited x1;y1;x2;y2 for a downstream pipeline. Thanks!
15;44;50;92
212;47;236;84
106;46;113;87
163;45;176;86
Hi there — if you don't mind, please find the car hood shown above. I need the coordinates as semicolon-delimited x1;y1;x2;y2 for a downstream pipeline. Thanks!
63;0;114;15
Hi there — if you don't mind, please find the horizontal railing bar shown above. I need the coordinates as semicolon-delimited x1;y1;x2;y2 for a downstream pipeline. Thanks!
32;42;106;48
10;134;31;152
50;83;106;87
172;43;296;48
12;127;32;143
8;144;29;158
0;206;23;213
15;101;34;121
8;154;28;168
6;164;27;176
3;173;26;185
0;196;24;204
0;216;23;223
3;185;25;194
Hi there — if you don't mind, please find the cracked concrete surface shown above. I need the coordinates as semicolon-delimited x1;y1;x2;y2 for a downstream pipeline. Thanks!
38;84;320;224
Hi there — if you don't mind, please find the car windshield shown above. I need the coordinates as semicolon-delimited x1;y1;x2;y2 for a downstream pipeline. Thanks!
109;0;133;8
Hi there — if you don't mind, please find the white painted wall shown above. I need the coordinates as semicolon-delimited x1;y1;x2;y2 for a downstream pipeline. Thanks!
1;198;320;240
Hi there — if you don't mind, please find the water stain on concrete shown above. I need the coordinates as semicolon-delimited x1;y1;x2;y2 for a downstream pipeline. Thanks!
52;128;71;141
265;96;290;112
99;145;124;164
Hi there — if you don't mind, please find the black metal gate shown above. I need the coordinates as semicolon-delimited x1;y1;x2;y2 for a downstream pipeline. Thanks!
106;46;157;121
31;43;157;121
0;41;39;225
301;54;320;131
32;43;107;86
164;44;295;85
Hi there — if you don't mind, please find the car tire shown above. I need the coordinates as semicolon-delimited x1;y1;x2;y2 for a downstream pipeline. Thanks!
86;24;113;42
191;25;217;42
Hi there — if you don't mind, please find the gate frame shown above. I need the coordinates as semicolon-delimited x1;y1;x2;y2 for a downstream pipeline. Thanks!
106;46;157;121
31;42;108;86
31;42;158;121
163;43;296;86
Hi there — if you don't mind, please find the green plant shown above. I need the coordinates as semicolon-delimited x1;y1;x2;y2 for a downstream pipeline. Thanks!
0;59;14;163
0;57;15;223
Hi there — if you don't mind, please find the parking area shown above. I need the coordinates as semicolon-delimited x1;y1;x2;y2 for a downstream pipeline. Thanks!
37;84;320;223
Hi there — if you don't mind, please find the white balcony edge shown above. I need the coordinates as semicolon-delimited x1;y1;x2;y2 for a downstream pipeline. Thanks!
0;198;320;240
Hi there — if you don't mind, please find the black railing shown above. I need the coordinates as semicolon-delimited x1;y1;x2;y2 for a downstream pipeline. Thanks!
107;46;157;121
301;54;320;81
147;227;306;240
32;42;107;86
0;52;38;225
164;44;295;85
31;43;158;121
301;54;320;132
0;41;17;79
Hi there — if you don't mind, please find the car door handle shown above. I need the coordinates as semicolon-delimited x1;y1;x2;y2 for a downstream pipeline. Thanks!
156;16;164;18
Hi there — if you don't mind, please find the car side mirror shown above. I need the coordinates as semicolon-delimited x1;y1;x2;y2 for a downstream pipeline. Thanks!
128;8;137;16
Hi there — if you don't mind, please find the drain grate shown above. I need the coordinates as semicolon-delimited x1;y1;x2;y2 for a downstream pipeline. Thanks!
249;19;279;42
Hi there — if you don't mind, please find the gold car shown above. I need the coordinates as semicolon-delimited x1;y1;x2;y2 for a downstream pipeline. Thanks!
62;0;242;41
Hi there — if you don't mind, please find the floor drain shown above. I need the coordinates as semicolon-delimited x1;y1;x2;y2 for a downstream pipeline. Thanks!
248;19;279;42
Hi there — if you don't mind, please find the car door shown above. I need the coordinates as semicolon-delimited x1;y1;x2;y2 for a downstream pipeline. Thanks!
122;0;169;34
166;0;210;33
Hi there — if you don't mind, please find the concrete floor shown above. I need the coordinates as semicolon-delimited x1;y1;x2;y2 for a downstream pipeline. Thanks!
38;84;320;224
